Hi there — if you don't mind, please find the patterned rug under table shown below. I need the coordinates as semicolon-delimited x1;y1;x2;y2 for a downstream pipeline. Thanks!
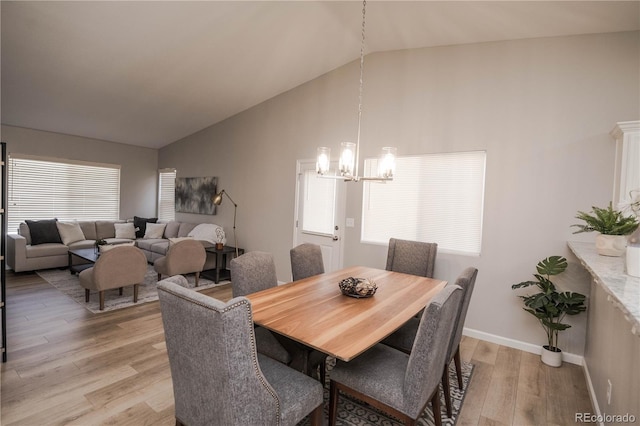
300;358;474;426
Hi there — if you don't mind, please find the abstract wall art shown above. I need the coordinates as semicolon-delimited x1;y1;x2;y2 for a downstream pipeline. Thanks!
175;176;217;215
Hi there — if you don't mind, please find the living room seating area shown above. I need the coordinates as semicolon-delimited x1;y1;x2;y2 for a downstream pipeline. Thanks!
6;218;224;273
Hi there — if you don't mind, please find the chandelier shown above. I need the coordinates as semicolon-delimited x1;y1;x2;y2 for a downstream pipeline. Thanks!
316;0;397;182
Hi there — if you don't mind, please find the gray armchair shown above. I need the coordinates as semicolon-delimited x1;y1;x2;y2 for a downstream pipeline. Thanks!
381;267;479;417
386;238;437;278
290;243;324;281
154;239;206;286
328;285;463;426
79;245;147;311
157;276;324;426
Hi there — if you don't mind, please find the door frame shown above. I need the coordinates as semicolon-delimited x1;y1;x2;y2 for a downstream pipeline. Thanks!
292;159;346;272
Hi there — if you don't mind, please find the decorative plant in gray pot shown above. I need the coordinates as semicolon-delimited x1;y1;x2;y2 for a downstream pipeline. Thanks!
571;202;639;256
512;256;586;367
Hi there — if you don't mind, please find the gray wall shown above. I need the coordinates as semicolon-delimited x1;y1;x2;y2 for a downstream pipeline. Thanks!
0;125;159;223
160;31;639;357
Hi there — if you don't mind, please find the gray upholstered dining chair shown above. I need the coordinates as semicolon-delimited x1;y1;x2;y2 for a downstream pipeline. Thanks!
154;239;206;286
290;243;324;281
328;284;463;426
230;251;292;365
386;238;438;278
157;276;324;426
78;245;147;311
231;251;327;382
381;267;479;417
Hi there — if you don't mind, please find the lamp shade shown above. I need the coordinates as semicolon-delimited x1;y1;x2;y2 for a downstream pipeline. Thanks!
316;147;331;175
339;142;356;176
378;147;397;179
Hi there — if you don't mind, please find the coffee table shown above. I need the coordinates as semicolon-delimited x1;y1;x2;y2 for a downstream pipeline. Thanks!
202;246;244;283
68;248;98;274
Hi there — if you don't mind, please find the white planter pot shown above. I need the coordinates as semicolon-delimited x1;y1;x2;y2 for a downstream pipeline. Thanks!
595;234;627;257
627;245;640;277
541;345;562;367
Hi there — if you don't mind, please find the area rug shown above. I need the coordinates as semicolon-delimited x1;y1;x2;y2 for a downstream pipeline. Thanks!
300;358;473;426
37;266;229;314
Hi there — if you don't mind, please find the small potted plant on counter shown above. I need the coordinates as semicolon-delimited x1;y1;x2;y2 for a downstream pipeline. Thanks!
512;256;586;367
571;202;639;256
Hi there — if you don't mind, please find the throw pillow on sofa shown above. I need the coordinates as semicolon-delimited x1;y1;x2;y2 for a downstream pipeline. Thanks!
133;216;158;238
114;223;136;239
26;219;63;245
144;223;166;239
56;221;86;245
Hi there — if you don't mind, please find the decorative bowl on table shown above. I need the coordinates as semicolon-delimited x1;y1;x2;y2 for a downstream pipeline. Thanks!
338;277;377;298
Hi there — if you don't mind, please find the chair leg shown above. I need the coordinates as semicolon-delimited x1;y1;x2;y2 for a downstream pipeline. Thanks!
195;271;200;287
157;273;162;281
99;291;105;311
329;380;339;426
119;287;123;296
442;366;452;417
133;284;139;303
85;288;90;303
454;345;463;389
431;386;443;426
309;403;323;426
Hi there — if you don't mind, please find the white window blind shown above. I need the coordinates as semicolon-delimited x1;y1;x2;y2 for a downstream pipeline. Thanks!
362;151;486;255
158;168;176;221
7;154;120;232
302;169;336;235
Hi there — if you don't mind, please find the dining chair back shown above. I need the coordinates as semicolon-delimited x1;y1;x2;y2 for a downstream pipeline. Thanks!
230;251;278;297
290;243;325;281
385;238;437;278
230;251;291;364
158;276;324;426
381;266;479;417
329;284;462;426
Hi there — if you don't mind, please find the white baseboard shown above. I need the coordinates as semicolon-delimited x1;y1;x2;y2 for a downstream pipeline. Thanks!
462;327;584;365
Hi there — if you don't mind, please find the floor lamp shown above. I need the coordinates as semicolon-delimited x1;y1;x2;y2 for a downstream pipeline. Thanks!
212;189;239;258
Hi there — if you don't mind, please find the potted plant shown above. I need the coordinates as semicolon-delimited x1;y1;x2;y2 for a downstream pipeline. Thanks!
512;256;586;367
571;202;639;256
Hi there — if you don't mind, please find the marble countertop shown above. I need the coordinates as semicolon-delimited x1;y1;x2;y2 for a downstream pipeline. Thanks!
568;241;640;336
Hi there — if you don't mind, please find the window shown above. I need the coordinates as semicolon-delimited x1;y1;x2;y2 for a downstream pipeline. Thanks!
158;168;176;221
362;151;486;255
302;169;336;235
8;154;120;232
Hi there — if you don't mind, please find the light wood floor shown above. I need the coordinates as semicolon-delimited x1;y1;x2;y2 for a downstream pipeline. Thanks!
1;270;593;425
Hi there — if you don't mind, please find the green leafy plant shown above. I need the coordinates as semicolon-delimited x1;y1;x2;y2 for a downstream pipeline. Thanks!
512;256;586;352
572;202;639;235
95;238;108;247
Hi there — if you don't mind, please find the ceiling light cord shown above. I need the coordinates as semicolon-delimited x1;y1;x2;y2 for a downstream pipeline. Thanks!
355;0;366;179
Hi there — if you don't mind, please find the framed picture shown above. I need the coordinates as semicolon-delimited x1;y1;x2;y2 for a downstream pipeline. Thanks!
175;176;217;215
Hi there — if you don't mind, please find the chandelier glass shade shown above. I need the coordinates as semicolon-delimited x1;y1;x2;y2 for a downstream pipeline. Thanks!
315;0;396;182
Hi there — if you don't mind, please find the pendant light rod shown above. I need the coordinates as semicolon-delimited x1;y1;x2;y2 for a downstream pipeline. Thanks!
353;0;367;180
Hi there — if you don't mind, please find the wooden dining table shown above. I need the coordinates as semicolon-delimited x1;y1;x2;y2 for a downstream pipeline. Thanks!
245;265;446;362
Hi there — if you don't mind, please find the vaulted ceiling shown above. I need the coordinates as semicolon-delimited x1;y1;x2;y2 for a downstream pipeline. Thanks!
2;1;638;149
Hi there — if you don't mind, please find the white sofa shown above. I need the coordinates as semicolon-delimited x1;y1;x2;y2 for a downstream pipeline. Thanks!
7;220;221;273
